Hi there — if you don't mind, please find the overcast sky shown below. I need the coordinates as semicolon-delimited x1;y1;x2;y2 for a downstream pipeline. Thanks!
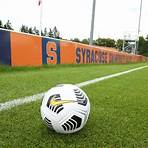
0;0;148;40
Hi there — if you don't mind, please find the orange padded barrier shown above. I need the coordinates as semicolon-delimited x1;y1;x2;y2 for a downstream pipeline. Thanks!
0;29;147;66
10;32;42;66
60;40;76;64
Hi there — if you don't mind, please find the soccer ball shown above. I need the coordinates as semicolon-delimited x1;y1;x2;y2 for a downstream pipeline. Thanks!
40;84;90;134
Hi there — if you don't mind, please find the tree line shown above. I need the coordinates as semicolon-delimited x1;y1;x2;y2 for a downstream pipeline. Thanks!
20;25;60;39
0;20;13;30
0;20;60;39
0;20;147;56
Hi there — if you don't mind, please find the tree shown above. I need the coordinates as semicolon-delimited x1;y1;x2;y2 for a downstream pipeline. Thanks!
146;35;148;41
116;39;123;51
41;30;44;36
53;26;60;38
71;38;81;43
82;39;89;45
35;29;39;35
33;26;39;35
28;27;33;34
25;26;29;33
53;26;57;38
138;36;148;56
0;20;3;28
20;25;29;33
20;25;26;33
48;28;53;37
4;20;13;30
43;27;48;36
95;38;116;47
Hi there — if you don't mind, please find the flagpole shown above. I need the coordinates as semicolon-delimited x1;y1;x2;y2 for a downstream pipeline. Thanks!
136;0;142;52
89;0;96;45
39;0;43;36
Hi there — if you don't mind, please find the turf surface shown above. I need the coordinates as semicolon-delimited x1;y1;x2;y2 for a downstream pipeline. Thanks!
0;63;148;147
0;63;147;103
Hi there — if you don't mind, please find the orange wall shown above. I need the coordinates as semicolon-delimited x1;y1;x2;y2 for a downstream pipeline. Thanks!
0;29;147;66
60;40;76;64
11;32;42;66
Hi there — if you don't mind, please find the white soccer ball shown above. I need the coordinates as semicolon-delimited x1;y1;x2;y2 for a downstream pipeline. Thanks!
40;84;90;134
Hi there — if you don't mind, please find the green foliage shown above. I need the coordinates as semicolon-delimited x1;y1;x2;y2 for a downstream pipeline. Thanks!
138;36;148;56
33;27;39;35
19;24;60;38
3;20;13;30
95;38;116;47
48;28;53;37
43;27;48;36
20;25;40;35
0;20;3;28
20;25;26;32
28;27;33;34
53;26;60;39
116;39;123;51
71;38;81;43
20;25;29;33
81;39;89;44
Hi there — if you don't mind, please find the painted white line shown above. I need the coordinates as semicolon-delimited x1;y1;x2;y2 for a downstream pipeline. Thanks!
0;93;45;112
0;65;148;112
76;65;148;87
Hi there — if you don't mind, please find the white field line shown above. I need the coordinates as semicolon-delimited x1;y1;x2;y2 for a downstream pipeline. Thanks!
0;65;148;112
76;65;148;87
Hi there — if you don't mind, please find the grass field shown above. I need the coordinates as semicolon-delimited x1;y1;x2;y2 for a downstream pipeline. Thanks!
0;63;148;147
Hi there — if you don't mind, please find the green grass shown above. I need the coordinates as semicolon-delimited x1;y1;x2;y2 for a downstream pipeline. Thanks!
0;63;148;103
0;63;148;147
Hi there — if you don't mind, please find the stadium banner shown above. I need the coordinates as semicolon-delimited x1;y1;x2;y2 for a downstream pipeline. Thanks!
0;29;11;65
75;44;108;64
10;32;42;66
60;40;76;64
42;37;60;64
0;29;147;66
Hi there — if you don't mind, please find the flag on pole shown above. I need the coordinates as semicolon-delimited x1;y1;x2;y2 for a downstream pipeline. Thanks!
38;0;43;36
38;0;42;6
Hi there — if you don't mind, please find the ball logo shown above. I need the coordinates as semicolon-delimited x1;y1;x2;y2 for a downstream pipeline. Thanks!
47;94;76;107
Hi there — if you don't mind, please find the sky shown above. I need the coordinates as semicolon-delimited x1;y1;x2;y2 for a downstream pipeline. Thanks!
0;0;148;40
